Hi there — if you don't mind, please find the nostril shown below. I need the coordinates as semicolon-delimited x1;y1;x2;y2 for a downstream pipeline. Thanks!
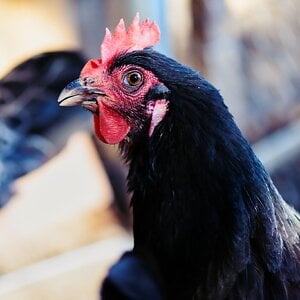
83;77;95;86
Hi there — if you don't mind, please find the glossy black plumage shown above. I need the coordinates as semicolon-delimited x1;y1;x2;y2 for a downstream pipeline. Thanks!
102;49;300;299
101;252;163;300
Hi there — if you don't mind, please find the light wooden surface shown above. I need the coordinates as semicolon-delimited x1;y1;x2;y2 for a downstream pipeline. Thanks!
0;132;132;299
0;236;132;300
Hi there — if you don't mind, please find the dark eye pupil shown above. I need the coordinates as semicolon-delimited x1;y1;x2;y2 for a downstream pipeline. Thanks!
127;72;142;86
130;73;139;83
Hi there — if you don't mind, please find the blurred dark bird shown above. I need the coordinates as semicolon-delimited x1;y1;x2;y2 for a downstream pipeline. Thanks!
0;51;85;206
58;15;300;299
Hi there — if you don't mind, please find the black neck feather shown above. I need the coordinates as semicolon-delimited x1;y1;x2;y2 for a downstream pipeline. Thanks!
117;49;300;299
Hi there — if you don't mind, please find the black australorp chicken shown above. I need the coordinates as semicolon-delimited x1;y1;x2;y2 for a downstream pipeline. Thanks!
58;15;300;299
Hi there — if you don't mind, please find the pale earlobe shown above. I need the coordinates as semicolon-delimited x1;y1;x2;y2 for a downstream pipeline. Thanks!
147;99;169;136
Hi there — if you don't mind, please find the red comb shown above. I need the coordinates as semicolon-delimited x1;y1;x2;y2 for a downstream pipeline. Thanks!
100;13;160;64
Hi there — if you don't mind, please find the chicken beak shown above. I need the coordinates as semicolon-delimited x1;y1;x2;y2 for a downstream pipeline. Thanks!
58;79;106;113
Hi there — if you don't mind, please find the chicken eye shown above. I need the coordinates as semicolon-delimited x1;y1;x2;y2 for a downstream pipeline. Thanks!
124;71;143;87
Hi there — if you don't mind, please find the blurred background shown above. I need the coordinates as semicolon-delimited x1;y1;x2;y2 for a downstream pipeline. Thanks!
0;0;300;299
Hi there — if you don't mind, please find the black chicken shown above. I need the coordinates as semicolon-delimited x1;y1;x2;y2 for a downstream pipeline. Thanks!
58;15;300;299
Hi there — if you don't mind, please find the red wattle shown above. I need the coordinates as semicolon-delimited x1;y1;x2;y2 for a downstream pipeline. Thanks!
93;102;130;144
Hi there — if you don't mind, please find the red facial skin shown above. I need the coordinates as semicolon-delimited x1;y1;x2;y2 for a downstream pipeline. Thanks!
80;58;166;144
